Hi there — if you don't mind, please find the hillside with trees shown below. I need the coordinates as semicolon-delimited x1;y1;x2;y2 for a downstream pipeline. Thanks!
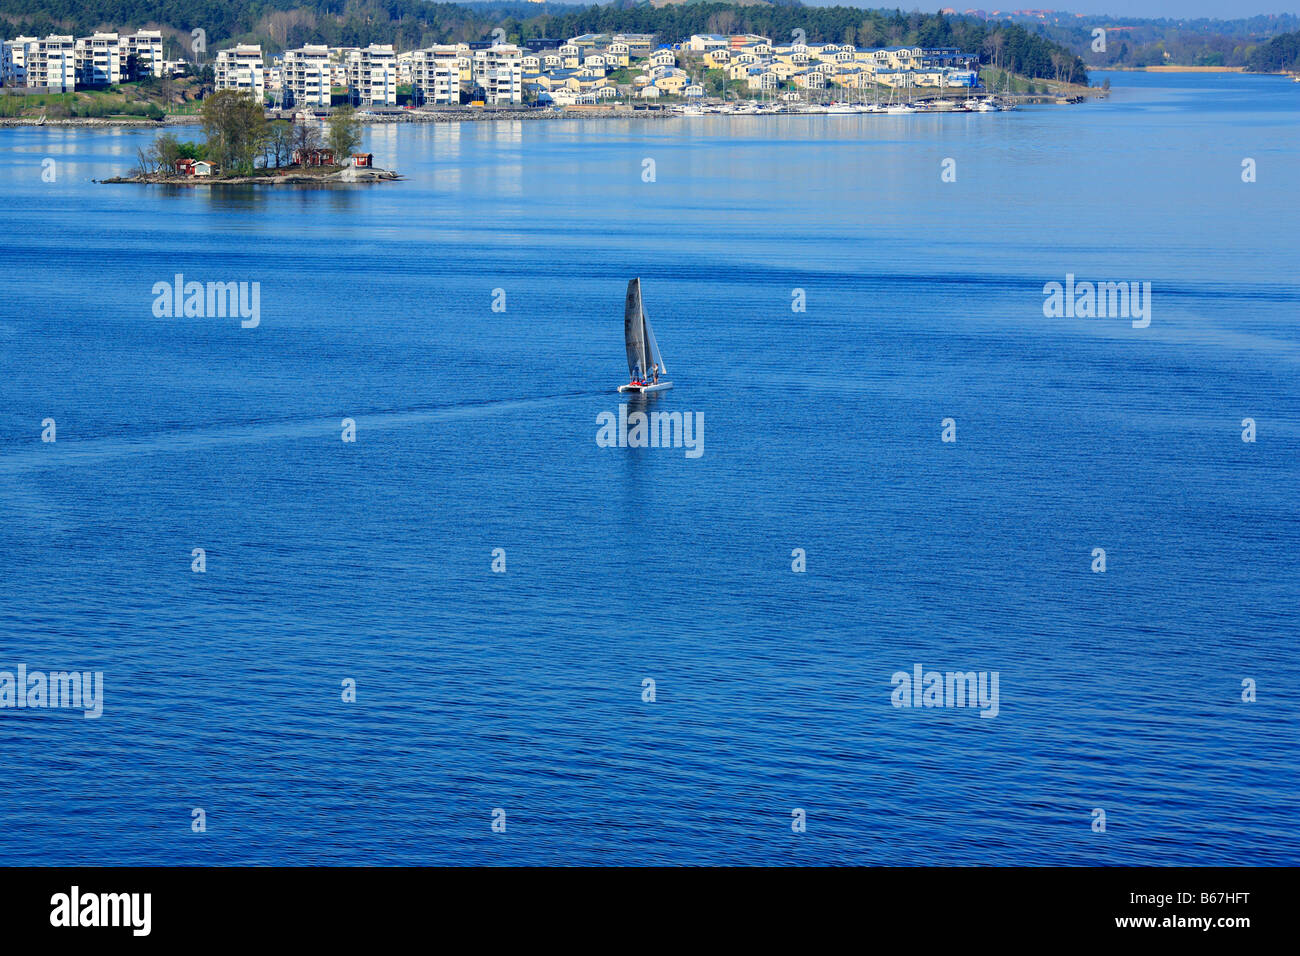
1244;31;1300;73
981;11;1300;70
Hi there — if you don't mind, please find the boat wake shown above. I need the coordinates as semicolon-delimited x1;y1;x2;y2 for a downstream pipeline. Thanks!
0;390;607;474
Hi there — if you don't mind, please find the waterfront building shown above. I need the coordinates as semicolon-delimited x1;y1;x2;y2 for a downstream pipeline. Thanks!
282;45;331;108
75;33;122;86
472;45;523;105
1;36;37;87
27;35;76;92
346;44;397;106
215;44;266;99
122;30;164;78
410;46;461;105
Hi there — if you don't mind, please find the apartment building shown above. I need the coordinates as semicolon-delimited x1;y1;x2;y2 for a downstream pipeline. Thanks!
345;44;397;106
1;36;37;86
282;45;331;108
75;33;123;86
122;30;164;78
410;46;461;105
472;45;523;105
28;35;76;92
214;44;266;99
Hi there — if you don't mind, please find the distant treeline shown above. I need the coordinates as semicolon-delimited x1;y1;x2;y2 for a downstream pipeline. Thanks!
1244;31;1300;73
1006;12;1300;69
0;0;1088;83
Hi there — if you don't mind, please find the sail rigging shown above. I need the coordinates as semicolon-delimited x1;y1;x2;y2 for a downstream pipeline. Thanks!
643;307;666;377
624;278;648;380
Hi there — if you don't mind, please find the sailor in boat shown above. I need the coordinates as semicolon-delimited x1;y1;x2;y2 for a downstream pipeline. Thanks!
651;363;660;385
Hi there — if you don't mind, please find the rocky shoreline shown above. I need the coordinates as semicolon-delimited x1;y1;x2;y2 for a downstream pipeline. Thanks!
0;116;194;127
98;165;401;186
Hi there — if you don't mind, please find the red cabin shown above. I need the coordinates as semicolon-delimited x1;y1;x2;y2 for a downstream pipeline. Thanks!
292;148;336;167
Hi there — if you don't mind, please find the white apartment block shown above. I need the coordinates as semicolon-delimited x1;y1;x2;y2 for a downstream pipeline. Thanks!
346;44;397;106
282;45;331;107
409;46;461;105
122;30;164;79
75;33;123;86
28;35;76;92
1;36;37;86
51;30;163;88
214;45;266;99
472;45;523;105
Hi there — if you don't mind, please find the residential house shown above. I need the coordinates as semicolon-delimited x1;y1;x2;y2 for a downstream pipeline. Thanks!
293;147;335;166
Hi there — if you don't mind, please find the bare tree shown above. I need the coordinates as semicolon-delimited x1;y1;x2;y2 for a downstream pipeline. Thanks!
267;120;293;168
289;120;321;164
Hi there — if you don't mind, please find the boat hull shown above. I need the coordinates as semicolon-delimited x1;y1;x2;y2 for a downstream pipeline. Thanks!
618;381;673;393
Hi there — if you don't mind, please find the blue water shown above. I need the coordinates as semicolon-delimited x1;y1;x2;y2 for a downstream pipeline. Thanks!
0;71;1296;865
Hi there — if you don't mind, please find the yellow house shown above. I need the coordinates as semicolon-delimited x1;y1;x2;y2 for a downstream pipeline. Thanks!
655;71;688;94
607;43;630;67
830;68;868;90
703;49;731;69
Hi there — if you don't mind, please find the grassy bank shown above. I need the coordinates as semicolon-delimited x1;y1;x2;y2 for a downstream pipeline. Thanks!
0;77;207;121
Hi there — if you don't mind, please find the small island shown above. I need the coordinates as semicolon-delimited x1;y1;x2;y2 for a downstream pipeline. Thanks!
100;90;400;186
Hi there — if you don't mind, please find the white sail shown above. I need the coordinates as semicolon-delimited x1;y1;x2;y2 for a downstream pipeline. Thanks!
643;310;666;377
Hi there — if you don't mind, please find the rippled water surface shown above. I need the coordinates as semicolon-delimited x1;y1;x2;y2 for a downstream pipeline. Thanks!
0;71;1296;865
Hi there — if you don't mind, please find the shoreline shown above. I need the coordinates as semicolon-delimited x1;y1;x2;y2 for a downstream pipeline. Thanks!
1095;65;1249;73
0;93;1103;130
98;166;401;186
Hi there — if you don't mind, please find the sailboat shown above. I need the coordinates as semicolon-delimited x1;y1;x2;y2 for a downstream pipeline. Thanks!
618;278;673;393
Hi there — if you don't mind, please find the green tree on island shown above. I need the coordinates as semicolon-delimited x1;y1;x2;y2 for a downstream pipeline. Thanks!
200;90;267;174
327;106;362;160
